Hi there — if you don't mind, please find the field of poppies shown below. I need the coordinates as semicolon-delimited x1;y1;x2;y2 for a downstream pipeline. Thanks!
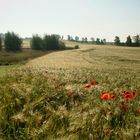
0;43;140;139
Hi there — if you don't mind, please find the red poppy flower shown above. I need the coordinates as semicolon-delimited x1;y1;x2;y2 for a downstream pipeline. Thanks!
137;109;140;114
83;84;91;88
101;93;110;99
101;93;114;100
90;81;98;86
122;91;136;101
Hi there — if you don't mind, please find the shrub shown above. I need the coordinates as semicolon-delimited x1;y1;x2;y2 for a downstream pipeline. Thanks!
58;41;66;50
74;45;79;49
30;35;43;50
4;32;22;51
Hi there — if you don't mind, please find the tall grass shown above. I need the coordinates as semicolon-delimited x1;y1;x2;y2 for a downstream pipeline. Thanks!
0;67;140;139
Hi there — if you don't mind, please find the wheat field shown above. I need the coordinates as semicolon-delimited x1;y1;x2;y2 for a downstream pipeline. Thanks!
0;41;140;139
25;42;140;71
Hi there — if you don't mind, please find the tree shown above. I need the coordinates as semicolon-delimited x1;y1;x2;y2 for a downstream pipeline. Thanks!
126;35;132;46
91;37;95;44
85;37;88;43
100;39;106;45
82;37;85;43
31;34;65;50
96;38;100;44
100;40;104;44
4;32;22;51
114;36;120;46
52;34;61;40
61;35;64;40
103;39;106;44
133;35;140;46
30;34;43;50
67;35;71;41
0;36;2;51
43;35;59;50
75;36;79;42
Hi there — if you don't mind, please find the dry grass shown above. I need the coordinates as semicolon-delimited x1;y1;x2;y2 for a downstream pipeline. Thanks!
25;42;140;71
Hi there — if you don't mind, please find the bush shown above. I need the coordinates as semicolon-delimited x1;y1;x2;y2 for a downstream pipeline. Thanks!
74;45;79;49
30;35;43;50
0;36;2;51
58;41;66;50
4;32;22;51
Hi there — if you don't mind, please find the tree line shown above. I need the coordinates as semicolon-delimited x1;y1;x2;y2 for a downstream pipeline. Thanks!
31;34;65;50
0;32;65;51
114;35;140;47
67;34;140;46
0;32;140;52
67;35;106;45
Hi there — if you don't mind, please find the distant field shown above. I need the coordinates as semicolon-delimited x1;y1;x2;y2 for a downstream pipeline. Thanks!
25;41;140;71
22;39;31;48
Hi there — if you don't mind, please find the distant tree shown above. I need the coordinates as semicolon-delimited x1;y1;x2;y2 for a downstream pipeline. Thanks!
67;35;71;41
91;37;95;44
114;36;120;46
126;35;132;46
0;33;5;40
61;35;64;40
132;35;140;46
75;36;79;42
4;32;22;51
85;37;88;43
103;38;106;44
31;34;66;50
0;36;2;51
52;34;61;40
81;37;88;43
82;37;85;43
85;37;88;42
100;39;106;45
70;36;74;41
43;35;59;50
100;40;104;44
30;34;43;50
96;38;100;44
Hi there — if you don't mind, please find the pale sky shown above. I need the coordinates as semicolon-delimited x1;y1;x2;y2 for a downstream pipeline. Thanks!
0;0;140;41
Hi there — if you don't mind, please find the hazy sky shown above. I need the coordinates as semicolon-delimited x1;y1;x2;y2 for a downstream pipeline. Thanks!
0;0;140;41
